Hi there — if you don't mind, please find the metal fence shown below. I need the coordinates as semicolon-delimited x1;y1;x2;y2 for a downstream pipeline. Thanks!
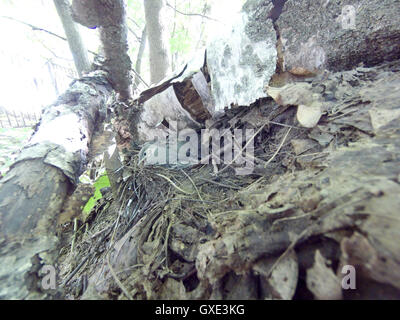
0;109;39;128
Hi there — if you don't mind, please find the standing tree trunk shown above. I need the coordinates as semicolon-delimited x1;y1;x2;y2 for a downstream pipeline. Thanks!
46;61;60;96
144;0;170;84
53;0;91;77
134;25;147;88
71;0;133;101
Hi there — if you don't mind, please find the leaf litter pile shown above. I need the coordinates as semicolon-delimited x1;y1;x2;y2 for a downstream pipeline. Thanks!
58;60;400;300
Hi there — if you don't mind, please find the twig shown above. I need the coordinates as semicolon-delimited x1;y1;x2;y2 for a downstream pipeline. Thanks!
217;123;267;175
90;225;113;239
263;128;292;168
165;2;219;22
264;228;308;279
156;173;194;195
1;15;67;41
0;16;98;56
174;198;217;204
63;256;89;286
107;253;133;300
268;121;303;129
131;67;149;88
198;177;241;190
70;218;78;254
265;196;369;279
127;26;142;42
181;169;203;201
181;169;209;218
127;17;141;29
1;15;149;90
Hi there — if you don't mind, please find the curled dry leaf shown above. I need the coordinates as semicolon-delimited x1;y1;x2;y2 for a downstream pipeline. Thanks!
265;83;314;106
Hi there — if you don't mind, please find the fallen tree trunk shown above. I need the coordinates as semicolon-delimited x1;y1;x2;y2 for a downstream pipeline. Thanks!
0;71;112;299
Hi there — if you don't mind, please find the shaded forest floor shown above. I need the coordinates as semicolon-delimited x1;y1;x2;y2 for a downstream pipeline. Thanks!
57;59;400;300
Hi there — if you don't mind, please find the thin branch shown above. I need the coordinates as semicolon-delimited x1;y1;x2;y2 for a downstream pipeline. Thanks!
1;15;67;41
1;14;149;89
127;17;141;29
263;127;292;168
127;25;142;43
195;1;209;51
165;2;219;22
1;15;99;56
217;122;267;175
132;65;149;88
107;254;133;300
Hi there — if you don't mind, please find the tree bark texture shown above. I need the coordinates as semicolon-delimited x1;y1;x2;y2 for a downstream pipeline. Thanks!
275;0;400;73
53;0;91;77
0;71;112;299
144;0;170;84
72;0;133;101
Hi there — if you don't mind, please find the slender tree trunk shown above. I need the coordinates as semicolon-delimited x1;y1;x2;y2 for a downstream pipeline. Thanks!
46;61;60;96
170;0;177;71
53;0;90;77
71;0;133;101
134;26;147;88
195;2;209;51
144;0;170;84
0;72;112;299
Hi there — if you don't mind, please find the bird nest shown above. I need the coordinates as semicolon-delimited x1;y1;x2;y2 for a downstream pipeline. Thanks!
58;61;400;300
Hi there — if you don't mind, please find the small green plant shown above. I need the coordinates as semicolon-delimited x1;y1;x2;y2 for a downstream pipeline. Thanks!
82;174;111;216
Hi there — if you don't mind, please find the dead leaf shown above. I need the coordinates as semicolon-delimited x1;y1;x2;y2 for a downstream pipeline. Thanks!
306;250;343;300
297;102;323;128
253;250;299;300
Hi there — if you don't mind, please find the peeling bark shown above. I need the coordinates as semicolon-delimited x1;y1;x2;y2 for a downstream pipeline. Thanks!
206;0;277;111
127;54;212;144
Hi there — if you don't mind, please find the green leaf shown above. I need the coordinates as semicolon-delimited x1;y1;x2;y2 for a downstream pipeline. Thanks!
82;174;111;215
